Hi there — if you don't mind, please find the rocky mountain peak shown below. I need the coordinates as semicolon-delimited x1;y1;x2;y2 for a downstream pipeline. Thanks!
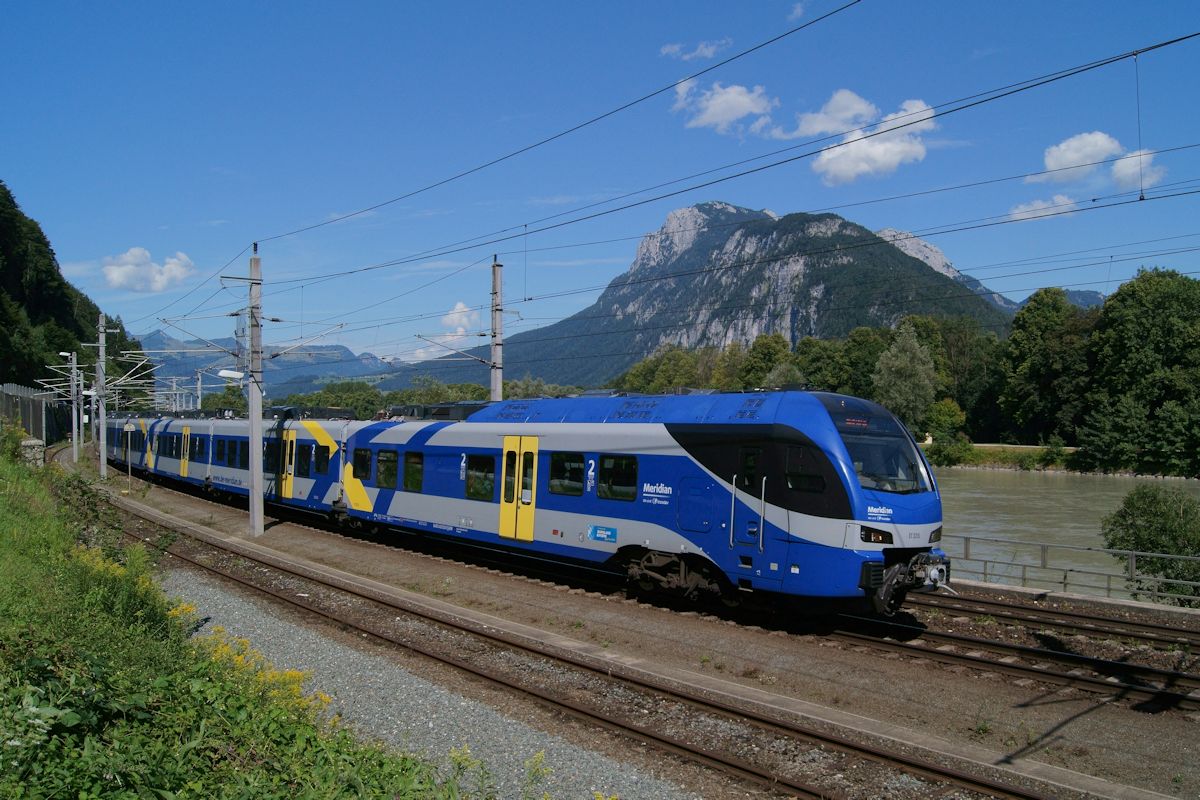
875;228;962;280
631;202;772;272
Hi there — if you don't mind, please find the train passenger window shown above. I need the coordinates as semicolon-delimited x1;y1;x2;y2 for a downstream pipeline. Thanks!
315;445;331;475
549;452;585;496
238;441;249;470
404;452;423;493
466;454;495;501
598;454;637;501
739;448;761;490
296;443;312;478
194;438;205;461
216;439;226;463
353;448;371;480
503;451;517;503
264;440;279;474
786;446;826;493
376;450;398;489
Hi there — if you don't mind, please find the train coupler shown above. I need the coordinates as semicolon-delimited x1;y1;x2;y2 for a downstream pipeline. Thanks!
872;552;951;616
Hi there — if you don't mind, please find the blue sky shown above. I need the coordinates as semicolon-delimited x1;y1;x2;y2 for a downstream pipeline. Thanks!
3;1;1199;369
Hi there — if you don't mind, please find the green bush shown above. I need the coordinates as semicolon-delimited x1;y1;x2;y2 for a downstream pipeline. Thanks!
1038;435;1066;469
0;418;27;462
1102;484;1200;607
927;432;974;467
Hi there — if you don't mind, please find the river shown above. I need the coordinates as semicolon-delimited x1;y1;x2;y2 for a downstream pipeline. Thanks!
931;468;1200;594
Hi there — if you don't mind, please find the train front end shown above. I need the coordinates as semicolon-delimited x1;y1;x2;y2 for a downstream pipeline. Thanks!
766;392;949;614
815;393;949;613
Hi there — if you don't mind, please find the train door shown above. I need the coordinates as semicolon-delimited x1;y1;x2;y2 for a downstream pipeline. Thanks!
279;427;297;501
499;435;538;542
180;426;191;479
729;446;766;553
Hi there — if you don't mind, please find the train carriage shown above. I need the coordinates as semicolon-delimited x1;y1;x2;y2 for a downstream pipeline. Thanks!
108;390;950;613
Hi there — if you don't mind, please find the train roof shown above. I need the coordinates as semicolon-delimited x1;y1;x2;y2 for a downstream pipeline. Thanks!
463;390;842;425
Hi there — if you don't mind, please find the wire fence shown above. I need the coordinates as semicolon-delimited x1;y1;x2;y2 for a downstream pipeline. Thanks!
942;532;1200;607
1;383;69;444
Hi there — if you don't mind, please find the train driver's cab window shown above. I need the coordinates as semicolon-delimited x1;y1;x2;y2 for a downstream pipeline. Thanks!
466;454;495;501
597;454;637;501
785;445;826;493
549;452;585;496
352;448;372;480
376;450;398;489
296;443;313;479
315;445;331;475
403;452;424;492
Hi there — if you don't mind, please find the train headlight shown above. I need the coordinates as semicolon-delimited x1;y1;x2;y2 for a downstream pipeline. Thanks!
859;526;893;544
930;526;942;543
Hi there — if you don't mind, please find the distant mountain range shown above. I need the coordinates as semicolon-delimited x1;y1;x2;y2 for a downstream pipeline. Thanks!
133;328;388;401
143;201;1107;395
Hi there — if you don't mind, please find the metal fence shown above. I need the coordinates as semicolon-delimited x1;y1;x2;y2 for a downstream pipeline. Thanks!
942;532;1200;606
1;383;69;443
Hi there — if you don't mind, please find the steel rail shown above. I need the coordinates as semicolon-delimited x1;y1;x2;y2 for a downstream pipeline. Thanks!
905;593;1200;650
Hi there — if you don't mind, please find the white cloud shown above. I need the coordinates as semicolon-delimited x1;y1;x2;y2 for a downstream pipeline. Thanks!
808;98;936;185
788;2;805;20
1111;149;1166;190
660;38;732;61
777;89;879;138
1028;131;1123;183
409;301;483;363
671;78;696;112
679;81;778;135
441;301;479;332
102;247;194;292
1008;194;1077;222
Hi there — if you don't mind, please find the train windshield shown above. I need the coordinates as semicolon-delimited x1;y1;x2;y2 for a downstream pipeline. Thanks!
816;393;932;495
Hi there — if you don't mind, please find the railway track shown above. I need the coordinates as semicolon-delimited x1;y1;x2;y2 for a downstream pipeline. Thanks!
52;449;1196;797
830;614;1200;712
110;492;1061;800
905;593;1200;651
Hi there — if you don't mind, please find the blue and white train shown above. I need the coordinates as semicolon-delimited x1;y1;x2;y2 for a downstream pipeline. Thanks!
107;390;950;613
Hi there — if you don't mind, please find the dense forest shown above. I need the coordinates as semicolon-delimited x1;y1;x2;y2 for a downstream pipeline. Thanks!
0;181;142;389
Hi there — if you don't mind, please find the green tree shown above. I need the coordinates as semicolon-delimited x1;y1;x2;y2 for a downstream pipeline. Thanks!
202;383;248;414
871;322;937;434
843;326;893;398
793;336;849;392
999;288;1096;445
739;333;791;389
1076;269;1200;476
709;341;748;391
1102;484;1200;606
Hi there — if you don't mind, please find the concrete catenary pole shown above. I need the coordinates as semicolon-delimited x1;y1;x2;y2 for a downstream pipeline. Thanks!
248;244;264;537
490;255;503;402
196;370;202;412
69;351;79;463
98;313;107;479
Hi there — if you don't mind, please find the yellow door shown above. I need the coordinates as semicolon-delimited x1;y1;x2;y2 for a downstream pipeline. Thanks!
499;436;538;542
280;428;297;500
181;426;191;479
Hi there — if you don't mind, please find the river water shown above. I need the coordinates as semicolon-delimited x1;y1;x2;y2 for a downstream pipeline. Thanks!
931;468;1200;592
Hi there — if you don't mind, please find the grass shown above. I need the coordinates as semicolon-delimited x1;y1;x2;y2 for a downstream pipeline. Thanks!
0;457;526;799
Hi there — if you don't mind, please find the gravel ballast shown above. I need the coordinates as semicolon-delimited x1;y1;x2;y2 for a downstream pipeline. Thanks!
158;567;702;800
